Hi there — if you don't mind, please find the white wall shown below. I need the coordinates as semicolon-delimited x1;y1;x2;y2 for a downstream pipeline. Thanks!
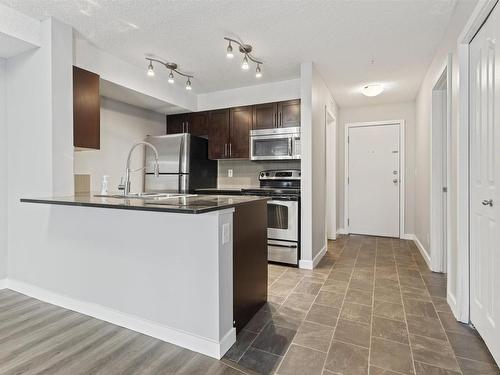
0;58;7;279
6;17;74;281
74;97;165;193
337;101;416;236
301;62;338;268
197;79;301;111
414;0;477;315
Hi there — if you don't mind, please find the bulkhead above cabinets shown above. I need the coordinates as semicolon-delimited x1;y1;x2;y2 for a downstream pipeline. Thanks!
166;99;301;160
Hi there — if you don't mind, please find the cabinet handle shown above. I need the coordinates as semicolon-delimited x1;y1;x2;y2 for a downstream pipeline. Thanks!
224;143;228;157
185;121;189;133
279;112;282;127
229;143;232;157
274;113;277;127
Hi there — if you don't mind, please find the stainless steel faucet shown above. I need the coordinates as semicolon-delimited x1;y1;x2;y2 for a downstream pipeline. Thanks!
123;141;160;196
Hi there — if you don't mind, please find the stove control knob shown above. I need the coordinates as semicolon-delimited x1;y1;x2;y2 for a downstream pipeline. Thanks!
260;172;265;178
266;172;270;176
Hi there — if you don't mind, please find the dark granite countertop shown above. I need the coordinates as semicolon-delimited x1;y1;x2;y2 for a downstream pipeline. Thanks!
20;193;269;214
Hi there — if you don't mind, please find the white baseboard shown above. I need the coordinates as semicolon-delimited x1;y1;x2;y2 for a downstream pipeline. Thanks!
337;228;348;235
400;234;415;240
299;244;327;270
0;279;7;290
446;292;463;321
413;236;432;270
4;279;234;359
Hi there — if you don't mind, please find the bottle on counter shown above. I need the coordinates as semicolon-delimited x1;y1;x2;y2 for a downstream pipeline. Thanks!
101;175;110;195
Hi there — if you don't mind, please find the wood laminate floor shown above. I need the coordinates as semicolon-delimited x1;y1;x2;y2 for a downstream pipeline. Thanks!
0;235;498;375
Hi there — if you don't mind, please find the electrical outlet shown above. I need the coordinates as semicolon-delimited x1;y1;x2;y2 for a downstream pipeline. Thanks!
228;169;233;178
222;223;231;244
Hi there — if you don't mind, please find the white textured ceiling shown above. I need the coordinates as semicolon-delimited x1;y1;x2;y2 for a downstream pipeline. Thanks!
0;0;476;107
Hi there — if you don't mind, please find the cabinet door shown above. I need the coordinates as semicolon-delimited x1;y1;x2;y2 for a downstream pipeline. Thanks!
166;114;187;134
208;109;230;159
188;112;208;137
230;106;253;159
253;102;277;130
73;66;100;149
278;99;301;128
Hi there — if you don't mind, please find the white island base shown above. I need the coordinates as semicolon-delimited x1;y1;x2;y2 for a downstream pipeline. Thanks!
4;204;237;359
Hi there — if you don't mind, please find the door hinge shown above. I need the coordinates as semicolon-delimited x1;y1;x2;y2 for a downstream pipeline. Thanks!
442;187;448;193
347;136;350;143
347;219;350;226
347;177;350;184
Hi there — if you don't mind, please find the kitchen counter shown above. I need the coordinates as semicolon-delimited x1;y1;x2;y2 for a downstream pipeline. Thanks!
21;193;268;214
195;188;246;194
18;191;268;359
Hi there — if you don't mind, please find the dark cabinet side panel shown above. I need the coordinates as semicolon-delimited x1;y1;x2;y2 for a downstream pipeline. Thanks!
230;106;253;159
233;200;268;333
208;109;230;159
73;66;100;149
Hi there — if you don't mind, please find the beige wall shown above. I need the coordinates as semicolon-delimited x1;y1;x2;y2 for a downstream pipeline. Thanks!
0;58;6;279
414;0;477;312
74;97;165;193
337;101;416;236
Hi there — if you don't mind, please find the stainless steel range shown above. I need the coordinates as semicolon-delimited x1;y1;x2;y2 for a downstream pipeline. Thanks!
242;169;300;266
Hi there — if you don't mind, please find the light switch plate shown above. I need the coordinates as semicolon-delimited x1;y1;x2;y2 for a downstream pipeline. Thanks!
222;223;231;244
228;169;233;178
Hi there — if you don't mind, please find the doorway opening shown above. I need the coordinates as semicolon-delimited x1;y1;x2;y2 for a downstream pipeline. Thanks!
430;62;451;273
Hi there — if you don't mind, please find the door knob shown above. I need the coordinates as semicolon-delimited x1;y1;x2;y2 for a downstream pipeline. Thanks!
482;199;494;207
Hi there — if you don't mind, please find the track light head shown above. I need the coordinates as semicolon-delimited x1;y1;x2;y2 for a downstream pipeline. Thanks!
241;55;249;70
168;70;174;84
186;78;192;90
255;64;262;78
147;61;155;76
226;42;234;59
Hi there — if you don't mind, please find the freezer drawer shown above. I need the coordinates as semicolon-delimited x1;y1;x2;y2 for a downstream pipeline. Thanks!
268;240;298;265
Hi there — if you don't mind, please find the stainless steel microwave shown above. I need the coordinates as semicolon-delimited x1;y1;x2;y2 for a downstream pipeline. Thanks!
250;127;301;161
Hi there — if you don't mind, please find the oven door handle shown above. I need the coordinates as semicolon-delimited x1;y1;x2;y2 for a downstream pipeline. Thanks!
268;243;298;249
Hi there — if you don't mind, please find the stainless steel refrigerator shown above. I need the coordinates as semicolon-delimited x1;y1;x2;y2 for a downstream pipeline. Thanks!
144;134;217;193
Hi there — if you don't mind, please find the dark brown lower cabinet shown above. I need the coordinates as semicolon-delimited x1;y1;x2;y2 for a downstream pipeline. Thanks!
233;200;268;333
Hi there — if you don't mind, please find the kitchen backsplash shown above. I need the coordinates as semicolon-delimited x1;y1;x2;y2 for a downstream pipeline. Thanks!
218;160;301;188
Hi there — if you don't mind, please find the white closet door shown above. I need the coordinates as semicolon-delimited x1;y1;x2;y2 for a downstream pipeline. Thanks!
347;124;400;237
469;3;500;364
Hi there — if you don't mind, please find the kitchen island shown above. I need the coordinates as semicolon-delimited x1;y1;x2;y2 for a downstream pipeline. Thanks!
17;194;268;359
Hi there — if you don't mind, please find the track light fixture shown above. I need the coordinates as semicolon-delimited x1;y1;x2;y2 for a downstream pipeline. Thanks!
145;58;194;90
224;37;263;78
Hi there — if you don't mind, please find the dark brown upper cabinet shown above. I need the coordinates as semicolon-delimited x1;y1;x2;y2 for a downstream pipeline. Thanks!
253;102;278;130
73;66;100;149
166;113;188;134
229;106;253;159
252;99;301;130
278;99;301;128
187;112;209;137
208;109;230;159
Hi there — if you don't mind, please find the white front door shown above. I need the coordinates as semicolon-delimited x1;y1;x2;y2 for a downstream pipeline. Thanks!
469;3;500;364
347;123;400;237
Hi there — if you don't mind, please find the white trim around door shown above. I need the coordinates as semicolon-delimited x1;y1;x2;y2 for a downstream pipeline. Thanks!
456;0;499;324
344;120;406;238
326;107;337;241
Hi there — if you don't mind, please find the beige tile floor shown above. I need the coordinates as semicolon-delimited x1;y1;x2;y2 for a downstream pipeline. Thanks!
223;235;500;375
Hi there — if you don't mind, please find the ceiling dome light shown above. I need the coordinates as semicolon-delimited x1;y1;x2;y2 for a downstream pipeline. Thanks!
147;61;155;76
361;84;384;97
241;55;249;70
255;64;262;78
185;78;192;90
226;42;234;59
168;70;174;84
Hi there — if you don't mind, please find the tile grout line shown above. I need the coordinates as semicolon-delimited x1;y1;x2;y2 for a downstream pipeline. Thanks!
394;240;418;375
320;236;362;375
367;239;378;371
275;241;345;374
